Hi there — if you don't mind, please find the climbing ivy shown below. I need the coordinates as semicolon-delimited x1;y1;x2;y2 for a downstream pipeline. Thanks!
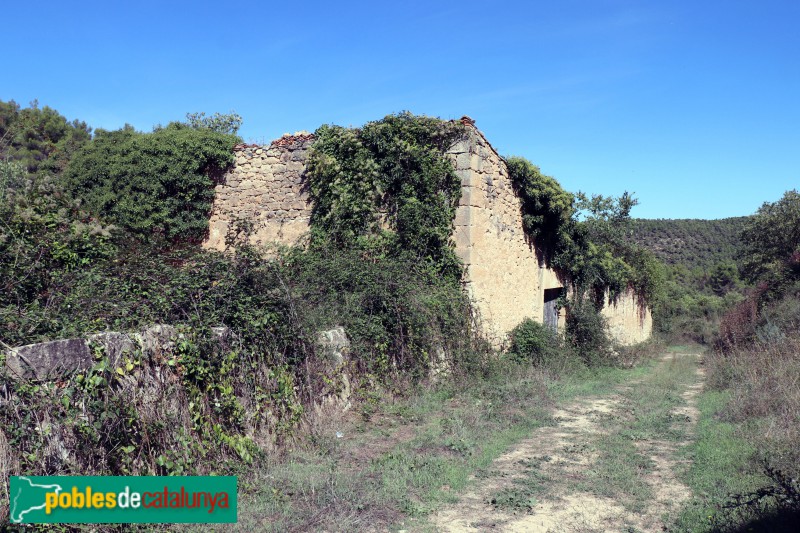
505;156;575;263
506;157;663;309
306;112;467;280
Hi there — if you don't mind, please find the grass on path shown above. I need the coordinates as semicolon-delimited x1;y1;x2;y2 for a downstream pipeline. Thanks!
225;356;658;532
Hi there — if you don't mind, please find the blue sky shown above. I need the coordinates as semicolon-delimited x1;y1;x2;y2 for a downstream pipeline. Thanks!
4;0;798;219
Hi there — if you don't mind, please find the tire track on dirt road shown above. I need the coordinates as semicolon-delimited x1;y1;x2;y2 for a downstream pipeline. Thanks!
432;351;705;532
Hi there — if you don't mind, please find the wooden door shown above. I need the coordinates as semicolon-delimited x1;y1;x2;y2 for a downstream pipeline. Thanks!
543;288;562;332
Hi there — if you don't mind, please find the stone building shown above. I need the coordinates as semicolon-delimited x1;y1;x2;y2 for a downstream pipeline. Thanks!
204;119;652;346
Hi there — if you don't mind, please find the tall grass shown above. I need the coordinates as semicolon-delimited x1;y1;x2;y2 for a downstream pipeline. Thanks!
695;291;800;530
706;336;800;480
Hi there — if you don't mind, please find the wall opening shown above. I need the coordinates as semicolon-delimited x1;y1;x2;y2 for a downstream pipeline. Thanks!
543;287;563;332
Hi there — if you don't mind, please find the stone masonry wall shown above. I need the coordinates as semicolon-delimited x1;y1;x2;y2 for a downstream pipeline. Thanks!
202;121;652;346
448;125;565;343
601;290;653;345
204;134;314;251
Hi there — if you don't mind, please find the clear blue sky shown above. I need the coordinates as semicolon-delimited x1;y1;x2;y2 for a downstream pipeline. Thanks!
5;0;798;219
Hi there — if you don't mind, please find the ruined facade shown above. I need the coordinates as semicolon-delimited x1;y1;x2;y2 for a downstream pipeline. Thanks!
204;121;652;346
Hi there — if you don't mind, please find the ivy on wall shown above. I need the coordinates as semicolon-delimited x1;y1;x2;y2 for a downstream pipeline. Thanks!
63;123;239;242
306;114;663;307
306;112;467;281
506;156;664;308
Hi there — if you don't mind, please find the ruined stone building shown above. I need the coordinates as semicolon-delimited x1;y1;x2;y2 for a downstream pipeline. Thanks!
203;120;652;346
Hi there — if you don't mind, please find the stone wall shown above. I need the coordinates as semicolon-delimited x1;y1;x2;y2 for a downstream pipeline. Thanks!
205;134;314;251
601;290;653;345
448;125;566;343
202;120;652;346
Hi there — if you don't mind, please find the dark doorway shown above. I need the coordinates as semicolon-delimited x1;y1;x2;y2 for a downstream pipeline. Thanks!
543;288;563;332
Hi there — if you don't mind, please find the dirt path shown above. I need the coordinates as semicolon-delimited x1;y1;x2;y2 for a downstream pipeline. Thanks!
432;351;704;532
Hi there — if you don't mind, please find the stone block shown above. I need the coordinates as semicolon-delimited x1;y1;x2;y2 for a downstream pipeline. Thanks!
317;327;350;367
5;338;92;381
456;152;472;170
88;332;135;369
134;324;179;357
454;206;471;227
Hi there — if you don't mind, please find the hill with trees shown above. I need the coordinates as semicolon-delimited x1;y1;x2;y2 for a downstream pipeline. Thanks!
629;217;749;272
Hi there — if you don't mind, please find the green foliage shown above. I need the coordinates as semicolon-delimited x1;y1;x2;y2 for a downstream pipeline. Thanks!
741;189;800;288
564;297;612;366
63;122;239;241
629;216;750;341
709;261;742;296
654;266;741;343
184;111;243;135
506;157;663;310
285;245;475;381
0;327;293;479
629;216;748;271
0;166;116;343
0;99;91;175
306;125;382;245
506;156;574;262
508;318;560;366
307;112;467;280
550;192;665;312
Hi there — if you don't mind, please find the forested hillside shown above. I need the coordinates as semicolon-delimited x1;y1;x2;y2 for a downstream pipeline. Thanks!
629;217;749;271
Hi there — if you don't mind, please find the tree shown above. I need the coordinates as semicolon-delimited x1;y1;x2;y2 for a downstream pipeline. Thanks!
708;260;740;295
741;189;800;285
184;111;243;135
0;99;91;174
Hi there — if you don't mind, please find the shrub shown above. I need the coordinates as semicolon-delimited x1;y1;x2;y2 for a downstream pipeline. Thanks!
508;318;561;366
63;123;239;242
0;166;117;345
284;243;474;381
564;298;612;366
716;284;768;351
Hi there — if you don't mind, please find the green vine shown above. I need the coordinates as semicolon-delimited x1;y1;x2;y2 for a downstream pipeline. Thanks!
306;112;467;281
506;157;663;309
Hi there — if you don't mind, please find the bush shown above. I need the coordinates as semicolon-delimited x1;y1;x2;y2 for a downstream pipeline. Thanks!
564;298;612;366
716;284;768;351
0;165;117;344
63;123;239;242
508;318;561;366
705;331;800;527
284;243;475;381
